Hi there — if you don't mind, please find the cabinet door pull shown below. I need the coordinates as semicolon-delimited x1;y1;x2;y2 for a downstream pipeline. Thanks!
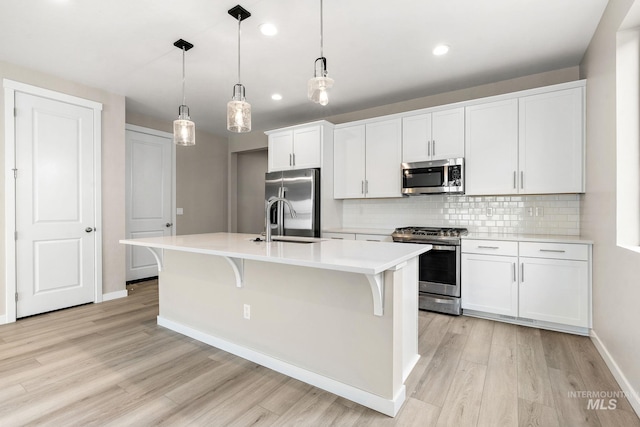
521;263;524;282
331;237;344;240
427;140;431;156
289;153;292;166
361;180;365;194
477;245;500;249
540;249;566;253
432;140;436;156
513;171;517;189
292;153;296;166
520;171;524;189
365;180;369;195
513;262;516;282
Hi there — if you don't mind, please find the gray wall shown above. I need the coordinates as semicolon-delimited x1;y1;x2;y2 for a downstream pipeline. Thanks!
126;112;229;236
236;150;268;234
580;0;640;412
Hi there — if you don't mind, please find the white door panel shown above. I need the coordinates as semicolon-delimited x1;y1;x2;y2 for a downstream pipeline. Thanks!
15;92;96;318
125;128;174;281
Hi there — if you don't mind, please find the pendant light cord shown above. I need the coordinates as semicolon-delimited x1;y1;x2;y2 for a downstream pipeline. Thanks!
237;14;242;84
319;0;324;58
181;46;186;106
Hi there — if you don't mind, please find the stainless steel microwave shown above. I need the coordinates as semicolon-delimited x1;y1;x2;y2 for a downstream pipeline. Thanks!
401;158;464;195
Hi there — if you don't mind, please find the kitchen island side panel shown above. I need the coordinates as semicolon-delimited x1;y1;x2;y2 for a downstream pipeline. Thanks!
158;249;410;400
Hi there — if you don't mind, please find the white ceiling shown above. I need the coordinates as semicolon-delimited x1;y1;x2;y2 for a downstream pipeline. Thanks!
0;0;608;137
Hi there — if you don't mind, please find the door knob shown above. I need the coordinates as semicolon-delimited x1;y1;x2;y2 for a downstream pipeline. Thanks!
85;227;95;233
166;223;173;228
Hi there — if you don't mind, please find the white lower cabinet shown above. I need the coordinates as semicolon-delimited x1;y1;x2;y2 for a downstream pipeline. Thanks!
462;239;591;334
323;232;356;240
519;248;589;328
461;253;518;317
322;231;392;242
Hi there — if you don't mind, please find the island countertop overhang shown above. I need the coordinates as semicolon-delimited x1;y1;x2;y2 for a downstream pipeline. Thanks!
119;232;431;276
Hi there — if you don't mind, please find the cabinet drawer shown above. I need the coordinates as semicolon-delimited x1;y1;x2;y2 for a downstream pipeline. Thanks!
462;239;518;256
355;233;393;242
519;242;588;261
323;232;356;240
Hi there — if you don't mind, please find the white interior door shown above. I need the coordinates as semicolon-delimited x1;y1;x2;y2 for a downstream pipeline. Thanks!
15;92;97;318
125;127;174;282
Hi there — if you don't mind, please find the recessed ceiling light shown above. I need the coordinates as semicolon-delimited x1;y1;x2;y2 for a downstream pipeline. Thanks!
259;23;278;36
432;44;450;56
271;94;283;101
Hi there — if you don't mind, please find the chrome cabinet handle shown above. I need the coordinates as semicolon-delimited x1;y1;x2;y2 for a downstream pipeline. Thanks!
361;180;365;194
540;249;566;253
521;263;524;282
477;245;500;249
365;180;369;195
432;140;436;156
289;154;292;166
85;227;95;233
513;171;517;189
520;171;524;189
427;140;431;156
166;222;173;228
292;153;295;166
513;262;516;282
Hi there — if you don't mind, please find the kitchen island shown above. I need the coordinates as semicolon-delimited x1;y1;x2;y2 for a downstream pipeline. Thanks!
119;233;430;416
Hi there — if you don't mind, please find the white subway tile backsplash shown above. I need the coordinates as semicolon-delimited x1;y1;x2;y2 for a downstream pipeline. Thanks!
342;194;582;236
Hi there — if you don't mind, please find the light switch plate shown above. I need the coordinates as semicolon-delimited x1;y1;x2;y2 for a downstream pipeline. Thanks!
177;208;184;215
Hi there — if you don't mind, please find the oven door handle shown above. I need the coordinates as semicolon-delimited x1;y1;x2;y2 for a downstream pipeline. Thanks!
430;245;456;251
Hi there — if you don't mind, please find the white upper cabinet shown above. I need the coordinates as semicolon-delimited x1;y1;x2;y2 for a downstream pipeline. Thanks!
366;118;402;198
465;99;519;195
334;118;402;199
402;107;464;163
465;83;585;195
267;124;322;172
334;125;366;199
519;87;584;194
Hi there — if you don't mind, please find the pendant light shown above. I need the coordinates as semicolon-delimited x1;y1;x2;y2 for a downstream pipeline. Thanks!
308;0;333;106
227;5;251;133
173;39;196;146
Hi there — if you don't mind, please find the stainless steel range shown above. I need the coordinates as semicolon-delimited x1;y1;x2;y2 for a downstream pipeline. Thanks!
392;226;468;315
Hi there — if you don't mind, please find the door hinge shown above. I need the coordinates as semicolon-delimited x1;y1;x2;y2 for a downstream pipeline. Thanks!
15;292;18;302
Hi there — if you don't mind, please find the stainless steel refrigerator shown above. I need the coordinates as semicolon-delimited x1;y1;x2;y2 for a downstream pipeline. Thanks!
265;168;320;238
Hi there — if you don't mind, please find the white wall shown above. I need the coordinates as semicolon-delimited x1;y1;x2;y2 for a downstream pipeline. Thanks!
580;0;640;414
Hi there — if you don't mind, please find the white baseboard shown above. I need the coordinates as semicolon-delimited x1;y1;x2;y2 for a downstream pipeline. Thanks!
0;314;6;325
102;289;128;302
590;330;640;417
157;316;405;417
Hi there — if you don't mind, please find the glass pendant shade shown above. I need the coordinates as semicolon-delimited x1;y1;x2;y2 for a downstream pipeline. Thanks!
227;83;251;133
308;73;334;106
173;105;195;146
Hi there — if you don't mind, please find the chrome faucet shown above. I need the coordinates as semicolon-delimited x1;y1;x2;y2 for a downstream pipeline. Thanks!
265;196;297;242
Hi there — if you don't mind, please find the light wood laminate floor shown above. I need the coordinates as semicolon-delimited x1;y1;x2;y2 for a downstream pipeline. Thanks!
0;280;638;426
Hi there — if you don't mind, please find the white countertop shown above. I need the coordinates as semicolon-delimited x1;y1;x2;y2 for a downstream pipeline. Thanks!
120;232;430;275
464;233;594;245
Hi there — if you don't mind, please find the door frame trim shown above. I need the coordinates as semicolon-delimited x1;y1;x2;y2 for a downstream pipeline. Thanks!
3;79;103;323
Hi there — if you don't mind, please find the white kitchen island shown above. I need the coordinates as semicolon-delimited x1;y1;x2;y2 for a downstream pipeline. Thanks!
119;233;430;417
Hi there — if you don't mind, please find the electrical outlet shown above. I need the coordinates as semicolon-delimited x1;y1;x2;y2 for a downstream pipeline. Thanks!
526;207;534;217
243;304;251;320
535;206;544;217
486;207;493;217
176;207;184;215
